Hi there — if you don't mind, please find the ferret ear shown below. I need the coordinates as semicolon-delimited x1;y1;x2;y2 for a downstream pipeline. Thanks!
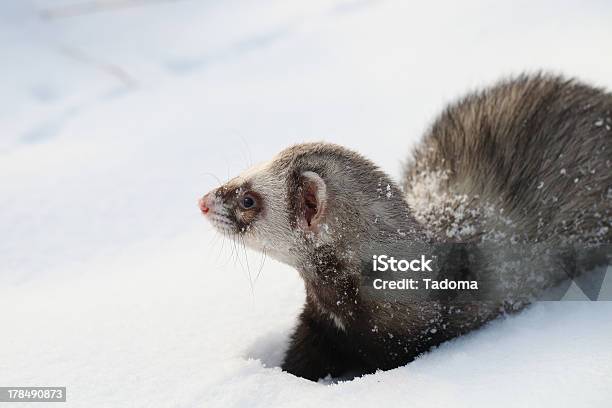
298;171;327;233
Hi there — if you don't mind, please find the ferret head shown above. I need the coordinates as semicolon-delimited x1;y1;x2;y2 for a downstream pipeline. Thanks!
199;142;420;271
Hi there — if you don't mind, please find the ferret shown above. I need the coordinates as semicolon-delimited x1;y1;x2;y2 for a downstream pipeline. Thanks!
199;74;612;381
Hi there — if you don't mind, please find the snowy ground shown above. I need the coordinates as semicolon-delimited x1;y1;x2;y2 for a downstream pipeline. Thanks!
1;1;612;407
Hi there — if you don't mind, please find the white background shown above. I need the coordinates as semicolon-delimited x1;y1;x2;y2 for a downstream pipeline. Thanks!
1;1;611;407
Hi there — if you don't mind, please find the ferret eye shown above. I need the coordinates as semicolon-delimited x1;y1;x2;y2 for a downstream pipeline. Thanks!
240;194;256;209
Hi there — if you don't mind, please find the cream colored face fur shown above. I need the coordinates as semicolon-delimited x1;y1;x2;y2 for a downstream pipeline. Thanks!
201;160;300;267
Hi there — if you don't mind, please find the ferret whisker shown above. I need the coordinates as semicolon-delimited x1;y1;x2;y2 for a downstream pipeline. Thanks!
226;163;232;185
230;234;241;268
235;139;249;169
238;135;254;167
206;226;222;249
218;228;227;258
227;232;239;267
254;247;267;284
212;232;227;264
207;235;221;263
223;230;240;270
240;236;255;296
231;236;252;294
201;172;224;188
213;230;225;267
232;238;241;269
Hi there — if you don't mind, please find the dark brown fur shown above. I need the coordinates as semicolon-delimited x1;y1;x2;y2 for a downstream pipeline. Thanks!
280;74;612;380
404;74;612;244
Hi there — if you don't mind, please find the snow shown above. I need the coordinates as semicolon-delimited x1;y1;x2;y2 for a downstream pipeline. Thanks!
1;0;612;407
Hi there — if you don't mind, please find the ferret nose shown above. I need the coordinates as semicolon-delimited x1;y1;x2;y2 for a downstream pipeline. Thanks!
199;193;211;215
